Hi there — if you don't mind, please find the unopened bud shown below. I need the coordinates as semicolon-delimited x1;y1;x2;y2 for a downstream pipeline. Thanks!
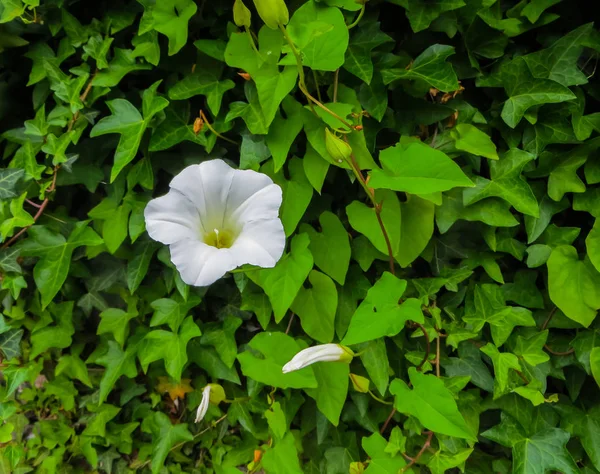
325;128;352;165
233;0;252;28
252;0;289;29
350;373;370;393
349;462;366;474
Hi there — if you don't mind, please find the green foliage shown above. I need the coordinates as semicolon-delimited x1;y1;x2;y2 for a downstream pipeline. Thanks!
1;0;600;473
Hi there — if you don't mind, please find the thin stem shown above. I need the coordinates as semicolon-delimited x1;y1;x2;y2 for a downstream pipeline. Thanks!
435;330;441;377
2;167;59;249
347;5;365;29
400;431;433;473
333;69;339;103
199;110;239;145
25;199;42;209
411;322;430;371
379;408;396;434
368;390;393;405
68;69;98;132
285;313;295;335
245;27;261;58
375;209;395;275
312;69;323;102
279;24;356;129
541;307;557;330
544;345;574;356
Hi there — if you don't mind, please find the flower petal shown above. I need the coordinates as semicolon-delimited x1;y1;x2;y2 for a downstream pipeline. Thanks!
144;190;201;244
232;218;286;267
169;160;236;229
223;168;277;221
169;239;238;287
228;183;283;225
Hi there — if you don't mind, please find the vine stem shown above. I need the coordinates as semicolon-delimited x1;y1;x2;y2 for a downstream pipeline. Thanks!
400;431;433;473
67;69;98;132
199;110;239;145
540;306;574;356
411;322;430;371
2;167;58;249
347;4;365;29
343;137;396;275
379;408;396;434
278;24;356;130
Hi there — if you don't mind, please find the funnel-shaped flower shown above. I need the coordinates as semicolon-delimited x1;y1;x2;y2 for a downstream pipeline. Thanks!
145;159;285;287
195;385;211;423
282;344;354;373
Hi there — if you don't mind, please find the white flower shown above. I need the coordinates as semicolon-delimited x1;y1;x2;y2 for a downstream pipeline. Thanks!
282;344;354;373
195;385;211;423
144;159;285;287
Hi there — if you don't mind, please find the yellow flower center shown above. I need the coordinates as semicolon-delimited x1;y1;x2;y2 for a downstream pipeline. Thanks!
204;228;235;249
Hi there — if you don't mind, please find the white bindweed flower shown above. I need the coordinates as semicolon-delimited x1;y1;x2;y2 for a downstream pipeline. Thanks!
144;159;285;287
195;385;211;423
282;344;354;373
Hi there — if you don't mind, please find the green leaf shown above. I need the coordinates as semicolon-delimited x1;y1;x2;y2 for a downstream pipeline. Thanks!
265;402;287;440
286;1;349;71
90;81;168;182
271;157;312;235
95;339;140;404
344;20;393;84
480;343;521;397
342;272;423;345
513;428;580;474
226;81;268;135
306;360;349;426
362;432;408;474
149;101;207;151
359;338;390;395
138;0;197;56
237;332;317;389
266;97;304;172
97;308;137;347
168;72;234;116
396;194;435;268
303;143;330;193
437;189;519;233
548;245;600;327
92;48;152;87
513;331;550;366
127;241;159;294
587;220;600;273
590;347;600;388
150;295;201;333
18;223;103;308
501;58;576;128
0;193;34;239
463;149;539;217
428;448;474;474
30;302;75;358
0;325;23;360
451;124;499;159
301;211;351;284
262;433;303;474
390;367;475;440
138;316;201;380
369;141;473;194
142;412;193;474
382;44;459;92
0;168;23;200
391;0;465;32
291;270;337;343
347;190;401;256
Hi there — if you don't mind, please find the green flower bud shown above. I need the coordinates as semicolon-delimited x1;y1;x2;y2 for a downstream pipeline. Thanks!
325;128;352;165
349;373;370;393
233;0;252;28
252;0;289;29
207;383;226;404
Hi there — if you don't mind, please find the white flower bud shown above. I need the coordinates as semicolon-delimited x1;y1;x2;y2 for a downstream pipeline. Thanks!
195;385;211;423
282;344;354;373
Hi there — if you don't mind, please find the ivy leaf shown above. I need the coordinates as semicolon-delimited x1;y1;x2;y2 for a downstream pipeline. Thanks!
18;223;103;309
301;211;351;285
369;141;473;194
450;124;499;159
344;20;393;84
501;58;576;128
436;189;519;234
90;81;168;182
237;332;317;389
342;272;423;345
548;245;600;327
248;233;313;323
0;325;23;360
168;72;234;116
557;404;600;470
382;44;459;92
390;367;475;440
513;331;550;367
149;101;207;152
347;190;401;257
95;339;140;404
0;168;23;200
0;193;34;239
141;412;193;474
149;295;201;333
97;308;137;348
92;48;152;87
137;0;197;56
138;317;201;381
127;240;159;294
480;343;521;397
30;302;75;358
362;433;408;473
286;1;349;71
291;270;337;343
390;0;466;32
427;448;474;474
513;428;580;474
226;82;268;135
463;149;539;217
